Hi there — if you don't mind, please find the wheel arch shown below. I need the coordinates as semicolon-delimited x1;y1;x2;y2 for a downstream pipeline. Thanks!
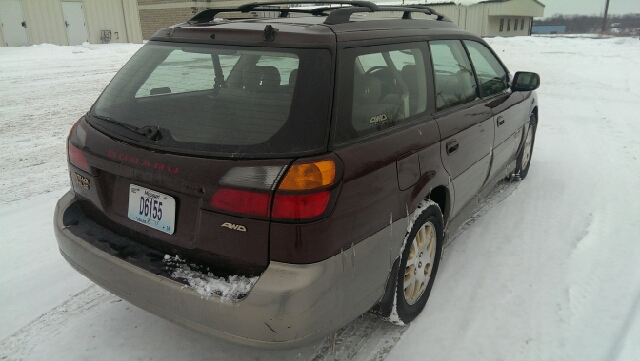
370;185;450;318
426;185;449;228
411;182;453;230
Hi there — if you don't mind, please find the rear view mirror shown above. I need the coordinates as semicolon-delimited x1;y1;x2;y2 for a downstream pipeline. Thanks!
150;87;171;96
511;71;540;92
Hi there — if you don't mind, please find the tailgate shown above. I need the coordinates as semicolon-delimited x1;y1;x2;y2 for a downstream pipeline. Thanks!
68;119;291;276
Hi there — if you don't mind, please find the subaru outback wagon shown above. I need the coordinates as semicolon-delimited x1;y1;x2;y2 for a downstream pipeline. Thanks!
54;0;540;349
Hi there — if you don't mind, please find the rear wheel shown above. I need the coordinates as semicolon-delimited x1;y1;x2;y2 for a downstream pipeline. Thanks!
391;201;444;324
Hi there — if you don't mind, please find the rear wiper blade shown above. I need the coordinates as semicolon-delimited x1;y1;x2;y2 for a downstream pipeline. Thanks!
92;114;163;141
92;114;138;132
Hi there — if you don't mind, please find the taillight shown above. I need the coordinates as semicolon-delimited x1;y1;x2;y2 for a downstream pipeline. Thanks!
278;160;335;191
272;159;337;221
210;189;271;218
272;191;331;219
68;143;90;173
209;159;340;221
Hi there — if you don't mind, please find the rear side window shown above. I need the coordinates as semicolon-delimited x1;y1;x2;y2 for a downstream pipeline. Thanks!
135;50;225;97
429;40;478;111
463;40;508;97
335;45;428;143
92;42;330;158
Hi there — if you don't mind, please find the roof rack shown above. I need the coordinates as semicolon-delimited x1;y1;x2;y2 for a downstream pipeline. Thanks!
188;1;450;26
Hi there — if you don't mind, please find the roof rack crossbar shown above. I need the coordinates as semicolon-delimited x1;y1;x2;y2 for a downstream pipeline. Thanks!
188;1;450;26
237;1;379;12
189;7;333;23
325;5;449;24
323;6;374;25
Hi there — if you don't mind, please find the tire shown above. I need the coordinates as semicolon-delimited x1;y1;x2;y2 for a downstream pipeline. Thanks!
514;113;537;180
391;200;444;324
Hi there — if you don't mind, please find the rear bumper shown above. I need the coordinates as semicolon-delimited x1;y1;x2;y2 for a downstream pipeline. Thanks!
54;191;388;349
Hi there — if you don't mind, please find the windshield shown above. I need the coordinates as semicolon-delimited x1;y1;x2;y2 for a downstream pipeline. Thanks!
91;42;332;158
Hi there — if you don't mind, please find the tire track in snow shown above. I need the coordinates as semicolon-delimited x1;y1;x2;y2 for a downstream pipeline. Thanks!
0;285;119;360
309;314;408;361
0;44;142;205
0;282;407;361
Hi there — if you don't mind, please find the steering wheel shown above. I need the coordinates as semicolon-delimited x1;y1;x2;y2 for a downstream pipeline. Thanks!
364;66;388;75
365;66;400;98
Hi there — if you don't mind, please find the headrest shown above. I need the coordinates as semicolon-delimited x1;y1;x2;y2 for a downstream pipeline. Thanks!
353;75;381;105
257;66;281;88
243;66;281;91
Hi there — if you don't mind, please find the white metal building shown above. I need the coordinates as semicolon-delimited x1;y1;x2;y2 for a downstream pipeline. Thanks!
137;0;265;40
429;0;545;36
134;0;543;40
0;0;143;47
375;0;545;36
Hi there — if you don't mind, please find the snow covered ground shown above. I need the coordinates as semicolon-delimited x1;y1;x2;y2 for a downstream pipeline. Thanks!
1;35;640;360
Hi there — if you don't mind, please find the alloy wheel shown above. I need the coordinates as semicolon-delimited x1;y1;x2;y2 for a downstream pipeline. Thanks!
403;221;437;305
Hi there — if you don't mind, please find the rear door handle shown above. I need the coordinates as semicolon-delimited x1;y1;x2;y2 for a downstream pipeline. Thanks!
497;116;505;126
446;140;459;155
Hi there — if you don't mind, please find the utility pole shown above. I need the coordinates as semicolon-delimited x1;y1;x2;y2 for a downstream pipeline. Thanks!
601;0;610;33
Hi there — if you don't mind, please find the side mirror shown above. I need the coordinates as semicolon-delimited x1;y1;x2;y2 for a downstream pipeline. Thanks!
511;71;540;92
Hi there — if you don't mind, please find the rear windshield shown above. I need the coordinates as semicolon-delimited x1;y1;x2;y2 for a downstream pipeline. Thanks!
91;42;332;158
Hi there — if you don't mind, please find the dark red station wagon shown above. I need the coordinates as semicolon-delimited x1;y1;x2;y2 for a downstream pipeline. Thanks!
54;0;540;349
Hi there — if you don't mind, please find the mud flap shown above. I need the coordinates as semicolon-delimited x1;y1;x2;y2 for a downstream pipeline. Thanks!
369;256;400;317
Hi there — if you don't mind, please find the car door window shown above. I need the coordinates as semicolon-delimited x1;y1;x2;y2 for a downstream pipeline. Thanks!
429;40;478;111
336;45;428;143
464;40;508;97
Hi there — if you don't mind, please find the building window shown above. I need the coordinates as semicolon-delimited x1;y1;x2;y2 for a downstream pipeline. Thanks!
500;19;504;32
521;19;525;30
515;19;519;31
507;19;511;31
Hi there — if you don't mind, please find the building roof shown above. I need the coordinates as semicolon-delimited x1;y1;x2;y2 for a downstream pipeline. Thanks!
374;0;545;7
480;0;545;6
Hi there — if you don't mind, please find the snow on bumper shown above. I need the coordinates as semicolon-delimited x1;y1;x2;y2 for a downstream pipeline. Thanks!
53;191;388;349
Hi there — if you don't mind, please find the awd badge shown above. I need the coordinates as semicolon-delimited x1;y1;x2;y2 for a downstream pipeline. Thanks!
221;222;247;232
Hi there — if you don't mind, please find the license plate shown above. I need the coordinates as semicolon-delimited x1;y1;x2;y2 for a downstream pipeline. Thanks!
128;184;176;235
